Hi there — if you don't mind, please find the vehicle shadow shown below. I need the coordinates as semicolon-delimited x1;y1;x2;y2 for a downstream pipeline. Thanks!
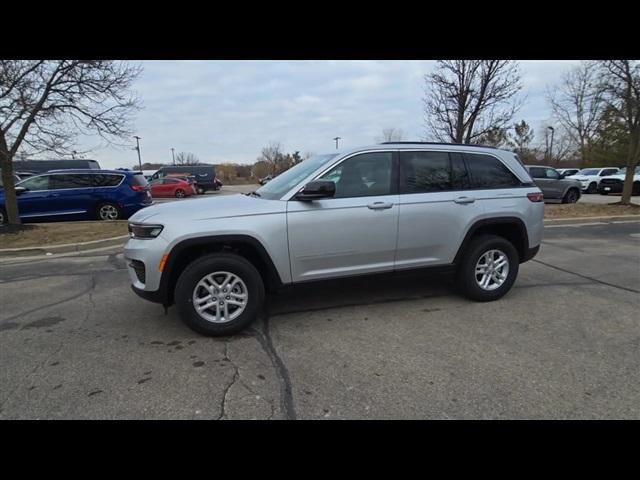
266;270;457;317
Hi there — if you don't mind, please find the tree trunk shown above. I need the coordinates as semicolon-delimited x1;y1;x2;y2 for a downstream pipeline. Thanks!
620;133;639;205
0;133;20;224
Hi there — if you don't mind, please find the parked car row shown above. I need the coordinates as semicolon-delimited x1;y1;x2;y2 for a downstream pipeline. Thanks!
0;169;152;224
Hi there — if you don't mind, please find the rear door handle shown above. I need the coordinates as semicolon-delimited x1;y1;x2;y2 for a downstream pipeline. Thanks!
454;196;476;204
367;202;394;210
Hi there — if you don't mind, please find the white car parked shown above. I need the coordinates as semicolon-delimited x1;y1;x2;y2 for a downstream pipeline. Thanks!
567;167;621;193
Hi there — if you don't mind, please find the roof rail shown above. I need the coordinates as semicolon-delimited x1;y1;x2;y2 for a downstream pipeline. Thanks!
379;141;504;150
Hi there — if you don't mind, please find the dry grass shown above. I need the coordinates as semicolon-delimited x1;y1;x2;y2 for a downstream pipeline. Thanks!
0;221;128;249
544;202;640;219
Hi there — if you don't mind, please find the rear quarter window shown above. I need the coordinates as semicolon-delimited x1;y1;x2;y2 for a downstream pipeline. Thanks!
129;173;149;186
465;153;521;188
93;174;124;187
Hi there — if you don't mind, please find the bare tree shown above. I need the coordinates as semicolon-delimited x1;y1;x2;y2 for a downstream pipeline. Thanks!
174;152;201;165
256;141;288;174
423;60;523;144
0;60;142;224
376;127;405;143
599;60;640;205
548;61;606;166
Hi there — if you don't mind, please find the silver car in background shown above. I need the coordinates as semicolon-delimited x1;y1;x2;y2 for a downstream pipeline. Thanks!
125;143;544;336
526;165;582;203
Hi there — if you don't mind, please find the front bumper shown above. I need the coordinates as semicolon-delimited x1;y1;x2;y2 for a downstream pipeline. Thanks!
598;182;623;193
123;235;169;293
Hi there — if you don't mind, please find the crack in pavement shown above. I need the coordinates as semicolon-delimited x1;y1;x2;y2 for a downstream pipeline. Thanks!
532;259;640;294
217;341;240;420
252;314;297;420
1;279;98;324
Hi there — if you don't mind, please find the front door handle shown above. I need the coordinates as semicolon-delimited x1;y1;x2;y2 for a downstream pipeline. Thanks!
367;202;394;210
454;196;476;204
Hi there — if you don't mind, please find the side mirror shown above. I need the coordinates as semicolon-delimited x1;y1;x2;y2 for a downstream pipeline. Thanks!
295;180;335;201
15;186;27;195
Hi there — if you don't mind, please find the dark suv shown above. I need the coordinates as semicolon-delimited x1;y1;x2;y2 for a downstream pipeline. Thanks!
0;169;152;224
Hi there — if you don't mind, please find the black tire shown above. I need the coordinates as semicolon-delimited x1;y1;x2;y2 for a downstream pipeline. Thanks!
562;188;580;204
633;182;640;196
456;234;519;302
600;191;608;195
174;253;265;336
587;182;597;194
0;207;7;225
175;189;185;198
96;202;122;221
197;187;205;195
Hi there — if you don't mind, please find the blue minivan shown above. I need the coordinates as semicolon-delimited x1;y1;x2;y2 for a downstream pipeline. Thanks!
0;169;152;224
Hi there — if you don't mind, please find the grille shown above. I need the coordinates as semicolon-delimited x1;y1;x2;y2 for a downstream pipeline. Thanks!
130;260;146;284
600;178;622;185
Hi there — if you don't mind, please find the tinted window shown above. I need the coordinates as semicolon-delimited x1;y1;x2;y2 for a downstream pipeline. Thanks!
130;173;149;186
50;174;92;189
601;169;618;176
18;175;50;191
399;151;450;193
450;153;470;190
466;154;521;188
93;174;123;187
319;152;393;198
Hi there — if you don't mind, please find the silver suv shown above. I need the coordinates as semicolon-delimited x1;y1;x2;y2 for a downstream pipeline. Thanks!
124;143;544;336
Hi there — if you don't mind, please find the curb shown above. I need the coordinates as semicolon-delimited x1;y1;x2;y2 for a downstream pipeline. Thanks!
544;214;640;225
0;234;129;258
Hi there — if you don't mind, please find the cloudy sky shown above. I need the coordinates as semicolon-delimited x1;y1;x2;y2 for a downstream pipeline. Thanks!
77;60;580;169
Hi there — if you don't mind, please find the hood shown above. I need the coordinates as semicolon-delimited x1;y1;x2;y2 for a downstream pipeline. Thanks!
129;193;286;224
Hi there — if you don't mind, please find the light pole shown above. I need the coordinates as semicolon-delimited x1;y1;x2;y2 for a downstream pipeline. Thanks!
333;136;341;149
133;135;142;171
547;126;555;163
171;147;175;165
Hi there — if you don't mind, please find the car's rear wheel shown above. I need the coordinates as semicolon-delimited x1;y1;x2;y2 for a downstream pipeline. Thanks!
174;253;265;336
456;234;519;302
587;182;597;194
96;203;121;221
0;208;7;225
562;188;580;204
175;189;185;198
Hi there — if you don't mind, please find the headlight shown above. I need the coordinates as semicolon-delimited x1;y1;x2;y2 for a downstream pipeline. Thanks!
128;223;163;239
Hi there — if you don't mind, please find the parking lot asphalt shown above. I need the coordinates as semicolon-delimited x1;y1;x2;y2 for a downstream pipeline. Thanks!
1;219;639;419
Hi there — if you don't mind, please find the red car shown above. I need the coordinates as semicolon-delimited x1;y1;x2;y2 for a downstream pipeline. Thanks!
149;177;195;198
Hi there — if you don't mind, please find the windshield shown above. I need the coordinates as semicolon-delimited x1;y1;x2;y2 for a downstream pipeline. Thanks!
579;169;600;175
255;154;338;200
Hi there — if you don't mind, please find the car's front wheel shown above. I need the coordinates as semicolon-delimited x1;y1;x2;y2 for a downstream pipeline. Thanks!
0;207;7;224
587;182;597;194
174;253;265;336
175;189;185;198
456;234;519;302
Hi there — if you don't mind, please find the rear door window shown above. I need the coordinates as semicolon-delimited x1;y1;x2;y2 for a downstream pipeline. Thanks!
399;151;451;193
465;153;522;188
50;174;92;189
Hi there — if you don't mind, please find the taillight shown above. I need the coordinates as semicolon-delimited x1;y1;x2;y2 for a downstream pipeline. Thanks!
527;192;544;202
130;184;146;192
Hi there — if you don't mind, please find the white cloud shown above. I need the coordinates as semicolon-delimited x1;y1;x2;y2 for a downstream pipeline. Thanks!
72;60;578;168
